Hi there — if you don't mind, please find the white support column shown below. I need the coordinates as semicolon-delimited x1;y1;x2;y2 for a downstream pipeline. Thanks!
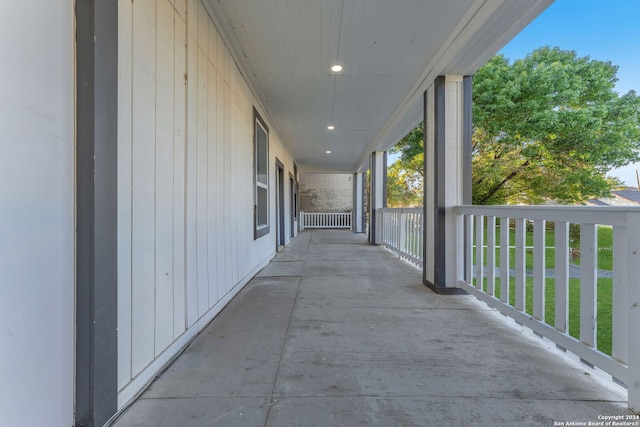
369;151;386;243
353;172;364;233
627;211;640;412
423;75;470;294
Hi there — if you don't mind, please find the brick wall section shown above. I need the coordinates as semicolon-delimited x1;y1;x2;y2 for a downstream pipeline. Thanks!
300;173;353;212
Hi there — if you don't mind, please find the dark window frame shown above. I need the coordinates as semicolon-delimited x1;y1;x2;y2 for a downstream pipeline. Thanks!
254;108;270;239
293;163;298;219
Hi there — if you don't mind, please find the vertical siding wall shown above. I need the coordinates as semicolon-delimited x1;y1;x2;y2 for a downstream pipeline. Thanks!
117;0;295;407
0;1;75;426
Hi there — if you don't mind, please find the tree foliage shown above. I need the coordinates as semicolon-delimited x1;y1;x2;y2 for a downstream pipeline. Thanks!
473;47;640;204
387;47;640;205
387;124;423;207
387;162;422;207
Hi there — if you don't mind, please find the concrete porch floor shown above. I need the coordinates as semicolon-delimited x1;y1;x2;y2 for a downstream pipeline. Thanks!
112;229;630;427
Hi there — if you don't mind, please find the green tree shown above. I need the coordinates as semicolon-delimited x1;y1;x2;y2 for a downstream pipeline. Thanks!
387;124;423;207
387;47;640;205
387;163;422;207
473;47;640;204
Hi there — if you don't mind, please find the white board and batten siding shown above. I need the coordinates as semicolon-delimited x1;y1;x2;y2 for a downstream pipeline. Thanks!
0;1;75;426
117;0;297;407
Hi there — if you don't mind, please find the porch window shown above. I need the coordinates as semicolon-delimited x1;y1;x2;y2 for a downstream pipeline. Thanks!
254;109;269;239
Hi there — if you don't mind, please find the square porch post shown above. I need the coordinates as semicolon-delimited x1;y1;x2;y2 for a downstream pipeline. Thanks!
353;172;365;233
423;75;472;294
369;151;387;244
628;211;640;412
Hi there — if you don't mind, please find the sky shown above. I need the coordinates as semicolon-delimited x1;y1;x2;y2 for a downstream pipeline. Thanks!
499;0;640;187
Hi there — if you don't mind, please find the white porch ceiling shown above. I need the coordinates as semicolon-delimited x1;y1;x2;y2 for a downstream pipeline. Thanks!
206;0;552;173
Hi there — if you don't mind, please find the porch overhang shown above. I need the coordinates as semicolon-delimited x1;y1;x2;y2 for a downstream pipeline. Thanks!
205;0;552;173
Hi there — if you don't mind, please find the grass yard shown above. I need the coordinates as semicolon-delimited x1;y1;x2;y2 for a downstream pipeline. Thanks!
474;222;615;356
483;277;612;355
475;221;613;270
571;225;614;271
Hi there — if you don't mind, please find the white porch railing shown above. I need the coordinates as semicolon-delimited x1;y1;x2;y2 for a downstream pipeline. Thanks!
377;208;423;267
375;205;640;410
300;211;352;230
456;205;640;410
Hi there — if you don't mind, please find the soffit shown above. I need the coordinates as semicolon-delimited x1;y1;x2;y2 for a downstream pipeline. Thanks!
207;0;552;172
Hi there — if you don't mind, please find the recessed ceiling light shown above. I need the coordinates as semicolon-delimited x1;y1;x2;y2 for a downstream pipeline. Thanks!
331;64;342;72
327;125;335;130
325;150;332;154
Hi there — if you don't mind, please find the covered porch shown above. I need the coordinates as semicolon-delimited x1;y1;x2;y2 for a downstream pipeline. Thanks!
12;0;640;425
112;230;629;426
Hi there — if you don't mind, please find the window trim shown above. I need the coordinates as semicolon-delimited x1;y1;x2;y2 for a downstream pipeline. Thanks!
254;108;270;239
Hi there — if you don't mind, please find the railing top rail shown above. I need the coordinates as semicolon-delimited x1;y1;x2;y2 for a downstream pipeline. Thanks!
455;205;640;227
378;207;423;214
306;212;348;215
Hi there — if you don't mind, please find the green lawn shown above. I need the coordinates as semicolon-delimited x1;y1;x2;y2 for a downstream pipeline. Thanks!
474;221;613;270
473;222;614;356
571;225;614;270
483;277;612;355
